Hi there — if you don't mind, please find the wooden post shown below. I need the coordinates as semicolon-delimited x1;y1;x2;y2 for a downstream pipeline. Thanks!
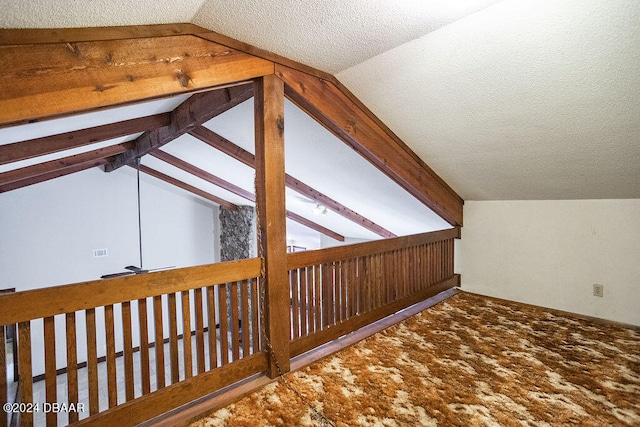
254;74;290;377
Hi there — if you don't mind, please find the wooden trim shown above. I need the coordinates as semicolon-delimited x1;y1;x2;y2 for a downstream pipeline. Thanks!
137;164;238;209
0;35;273;127
190;125;395;239
288;227;460;270
0;258;263;325
277;64;464;226
0;113;170;166
74;352;268;426
105;84;254;171
254;75;290;377
290;276;458;357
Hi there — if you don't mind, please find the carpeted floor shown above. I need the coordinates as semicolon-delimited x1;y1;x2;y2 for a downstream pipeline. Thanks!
191;292;640;426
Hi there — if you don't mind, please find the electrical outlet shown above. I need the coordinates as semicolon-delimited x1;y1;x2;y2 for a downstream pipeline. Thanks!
593;284;604;297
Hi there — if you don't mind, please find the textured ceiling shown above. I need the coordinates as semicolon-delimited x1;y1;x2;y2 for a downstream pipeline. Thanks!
1;0;638;207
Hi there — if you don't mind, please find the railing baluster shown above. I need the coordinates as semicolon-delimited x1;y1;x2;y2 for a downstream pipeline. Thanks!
194;288;205;374
218;285;229;365
153;295;166;390
206;286;217;370
121;302;134;401
138;298;151;394
251;278;260;352
181;291;193;379
17;321;33;426
43;316;57;426
231;282;240;362
105;305;117;408
241;280;250;358
299;268;308;337
168;293;179;384
85;309;99;415
65;312;79;424
290;269;299;340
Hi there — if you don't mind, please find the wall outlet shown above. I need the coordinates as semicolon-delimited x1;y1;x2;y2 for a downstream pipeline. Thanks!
593;284;604;297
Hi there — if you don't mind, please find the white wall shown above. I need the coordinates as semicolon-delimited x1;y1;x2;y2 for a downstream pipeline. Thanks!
0;167;216;291
0;166;218;376
458;199;640;326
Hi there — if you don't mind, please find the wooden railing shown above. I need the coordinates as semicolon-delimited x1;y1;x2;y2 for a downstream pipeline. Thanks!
1;228;460;426
287;228;460;357
0;258;265;427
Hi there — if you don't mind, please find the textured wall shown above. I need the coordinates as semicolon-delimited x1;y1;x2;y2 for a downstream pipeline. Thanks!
219;206;255;261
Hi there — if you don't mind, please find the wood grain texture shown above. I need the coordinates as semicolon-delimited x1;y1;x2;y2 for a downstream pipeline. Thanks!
254;75;290;377
0;258;262;325
0;35;273;126
277;64;463;226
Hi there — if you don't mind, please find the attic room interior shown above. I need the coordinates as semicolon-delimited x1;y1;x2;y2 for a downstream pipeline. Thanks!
1;0;639;426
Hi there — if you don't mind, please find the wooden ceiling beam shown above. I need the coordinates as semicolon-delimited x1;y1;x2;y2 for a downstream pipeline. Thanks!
0;33;272;127
0;113;171;166
189;125;395;238
104;84;254;172
276;65;464;227
151;149;344;241
136;164;238;209
0;142;132;192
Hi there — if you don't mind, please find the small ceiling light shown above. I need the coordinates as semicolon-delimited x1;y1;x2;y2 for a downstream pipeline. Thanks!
312;204;328;216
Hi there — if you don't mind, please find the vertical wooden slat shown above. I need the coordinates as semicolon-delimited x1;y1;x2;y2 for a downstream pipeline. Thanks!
17;322;33;426
218;285;229;365
85;309;99;415
153;296;165;389
104;305;117;408
206;286;217;370
194;289;205;374
340;261;347;322
230;282;240;362
322;263;331;329
241;280;250;358
138;298;151;394
299;268;308;337
314;265;322;331
168;293;179;384
251;278;260;352
181;291;193;379
121;302;134;401
43;316;57;427
65;313;79;424
290;270;299;339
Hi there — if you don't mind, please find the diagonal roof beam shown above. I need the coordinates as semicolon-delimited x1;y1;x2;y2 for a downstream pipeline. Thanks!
104;84;254;172
136;164;238;210
0;113;171;166
151;149;344;241
189;126;396;239
0;142;133;193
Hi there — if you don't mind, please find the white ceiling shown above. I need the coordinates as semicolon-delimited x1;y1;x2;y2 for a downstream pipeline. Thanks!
1;0;638;232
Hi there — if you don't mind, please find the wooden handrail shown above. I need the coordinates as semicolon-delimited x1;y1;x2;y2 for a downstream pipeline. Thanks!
0;257;262;325
287;227;460;270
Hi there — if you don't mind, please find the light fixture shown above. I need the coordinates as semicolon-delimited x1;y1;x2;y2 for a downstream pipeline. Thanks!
311;203;328;216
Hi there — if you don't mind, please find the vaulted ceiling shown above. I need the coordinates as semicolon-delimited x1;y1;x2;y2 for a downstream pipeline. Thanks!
1;0;638;247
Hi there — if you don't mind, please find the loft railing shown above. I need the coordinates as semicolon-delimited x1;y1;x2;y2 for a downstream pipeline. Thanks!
287;227;460;357
0;228;460;426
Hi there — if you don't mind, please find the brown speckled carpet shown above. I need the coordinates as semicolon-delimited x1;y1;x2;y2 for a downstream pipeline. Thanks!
191;292;640;426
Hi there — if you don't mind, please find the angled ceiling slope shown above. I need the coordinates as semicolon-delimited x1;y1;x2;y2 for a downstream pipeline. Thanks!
0;24;464;227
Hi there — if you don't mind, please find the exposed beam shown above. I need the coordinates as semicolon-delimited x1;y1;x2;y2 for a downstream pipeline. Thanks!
276;65;464;227
104;85;254;171
151;149;343;241
254;74;290;377
0;143;132;192
189;125;395;238
150;150;255;201
137;164;238;209
0;113;171;166
0;34;272;127
285;211;344;242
